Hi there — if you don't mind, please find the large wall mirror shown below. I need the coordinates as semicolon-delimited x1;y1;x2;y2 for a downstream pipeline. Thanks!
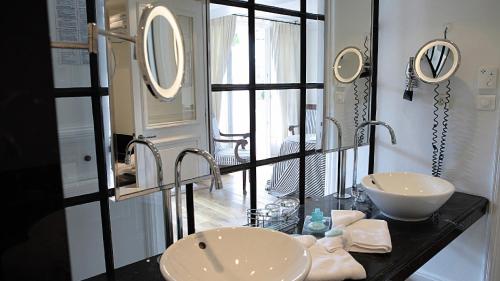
104;0;212;200
321;0;374;198
323;0;373;150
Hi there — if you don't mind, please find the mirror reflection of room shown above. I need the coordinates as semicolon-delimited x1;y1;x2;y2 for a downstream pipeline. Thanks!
209;2;326;205
11;0;500;280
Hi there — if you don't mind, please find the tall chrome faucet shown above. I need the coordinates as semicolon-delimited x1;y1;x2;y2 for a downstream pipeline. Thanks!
173;148;223;241
124;135;164;187
125;136;174;246
323;117;350;199
352;121;397;201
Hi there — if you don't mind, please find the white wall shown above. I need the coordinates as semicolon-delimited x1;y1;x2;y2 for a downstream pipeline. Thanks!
376;1;500;280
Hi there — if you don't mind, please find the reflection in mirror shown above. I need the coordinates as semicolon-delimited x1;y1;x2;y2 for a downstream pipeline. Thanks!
322;0;372;199
324;0;372;149
136;3;185;102
105;0;211;200
146;15;179;91
415;39;461;84
333;46;364;84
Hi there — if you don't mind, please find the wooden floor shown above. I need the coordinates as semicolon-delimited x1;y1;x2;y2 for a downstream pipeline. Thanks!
179;170;278;232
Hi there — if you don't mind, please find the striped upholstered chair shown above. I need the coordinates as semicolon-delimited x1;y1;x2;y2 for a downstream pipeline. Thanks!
288;104;317;135
211;117;250;195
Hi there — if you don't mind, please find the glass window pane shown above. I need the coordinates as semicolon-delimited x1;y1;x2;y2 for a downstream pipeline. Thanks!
306;89;323;150
255;11;300;84
56;97;99;198
307;0;325;14
210;4;249;84
256;0;300;11
307;19;325;83
109;193;166;267
257;161;299;232
51;49;91;88
210;91;250;167
256;90;299;160
304;152;327;199
65;202;105;280
192;172;250;230
47;0;92;88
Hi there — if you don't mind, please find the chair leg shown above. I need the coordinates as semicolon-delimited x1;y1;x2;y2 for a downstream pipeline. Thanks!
242;170;247;195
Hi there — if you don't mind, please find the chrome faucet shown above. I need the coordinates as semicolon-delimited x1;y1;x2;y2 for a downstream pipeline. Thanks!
125;136;173;246
323;117;350;199
352;121;397;201
173;148;222;241
124;135;164;186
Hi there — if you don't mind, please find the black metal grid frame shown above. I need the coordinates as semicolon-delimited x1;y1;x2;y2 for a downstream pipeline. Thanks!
209;0;326;207
52;0;379;279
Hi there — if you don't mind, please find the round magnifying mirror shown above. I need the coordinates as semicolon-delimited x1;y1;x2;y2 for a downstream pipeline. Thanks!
414;39;460;84
333;47;364;84
136;4;185;102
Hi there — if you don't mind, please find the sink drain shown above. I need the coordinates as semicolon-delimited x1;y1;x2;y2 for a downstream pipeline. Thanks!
198;242;206;249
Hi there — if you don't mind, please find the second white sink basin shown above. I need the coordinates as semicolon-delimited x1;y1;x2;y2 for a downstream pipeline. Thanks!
159;227;311;281
361;172;455;221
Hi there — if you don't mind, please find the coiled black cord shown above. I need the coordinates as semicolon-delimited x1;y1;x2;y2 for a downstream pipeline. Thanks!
359;36;370;143
431;81;451;177
431;84;441;177
353;80;360;133
437;80;451;176
360;78;369;143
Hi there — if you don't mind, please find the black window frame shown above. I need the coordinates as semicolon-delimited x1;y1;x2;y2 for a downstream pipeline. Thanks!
52;0;379;278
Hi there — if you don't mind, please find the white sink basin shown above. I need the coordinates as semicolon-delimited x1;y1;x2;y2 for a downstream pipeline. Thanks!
361;172;455;221
159;227;311;281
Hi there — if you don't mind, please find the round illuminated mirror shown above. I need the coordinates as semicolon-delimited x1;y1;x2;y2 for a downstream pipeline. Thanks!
414;39;460;84
333;47;364;84
136;4;185;102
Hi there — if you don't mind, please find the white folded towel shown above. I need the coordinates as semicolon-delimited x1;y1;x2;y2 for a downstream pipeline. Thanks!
307;245;366;281
344;219;392;253
293;236;366;281
294;235;317;248
316;236;344;253
331;210;366;227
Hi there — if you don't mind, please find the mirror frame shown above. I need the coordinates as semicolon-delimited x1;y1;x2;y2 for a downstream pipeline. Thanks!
333;46;364;84
136;3;185;102
414;39;460;84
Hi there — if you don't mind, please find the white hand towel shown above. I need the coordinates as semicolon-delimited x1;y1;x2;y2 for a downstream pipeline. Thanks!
293;236;366;281
316;236;344;253
331;210;366;227
344;219;392;253
294;235;317;249
306;245;366;281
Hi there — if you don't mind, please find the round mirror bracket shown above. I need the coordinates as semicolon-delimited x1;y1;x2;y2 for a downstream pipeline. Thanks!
333;47;365;84
414;39;461;84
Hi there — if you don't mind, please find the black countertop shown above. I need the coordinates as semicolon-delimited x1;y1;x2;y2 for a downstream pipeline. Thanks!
87;192;488;281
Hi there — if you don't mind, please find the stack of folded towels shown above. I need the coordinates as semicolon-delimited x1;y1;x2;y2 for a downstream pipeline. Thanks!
295;210;392;281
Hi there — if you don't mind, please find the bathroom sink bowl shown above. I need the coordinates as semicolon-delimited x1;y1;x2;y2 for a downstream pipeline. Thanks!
159;227;311;281
361;172;455;221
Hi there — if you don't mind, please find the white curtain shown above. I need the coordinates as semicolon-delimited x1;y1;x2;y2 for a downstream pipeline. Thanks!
269;22;300;154
210;16;237;122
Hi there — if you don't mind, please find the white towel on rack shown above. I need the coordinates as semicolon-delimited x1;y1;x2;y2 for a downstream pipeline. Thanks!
344;219;392;254
331;210;366;227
